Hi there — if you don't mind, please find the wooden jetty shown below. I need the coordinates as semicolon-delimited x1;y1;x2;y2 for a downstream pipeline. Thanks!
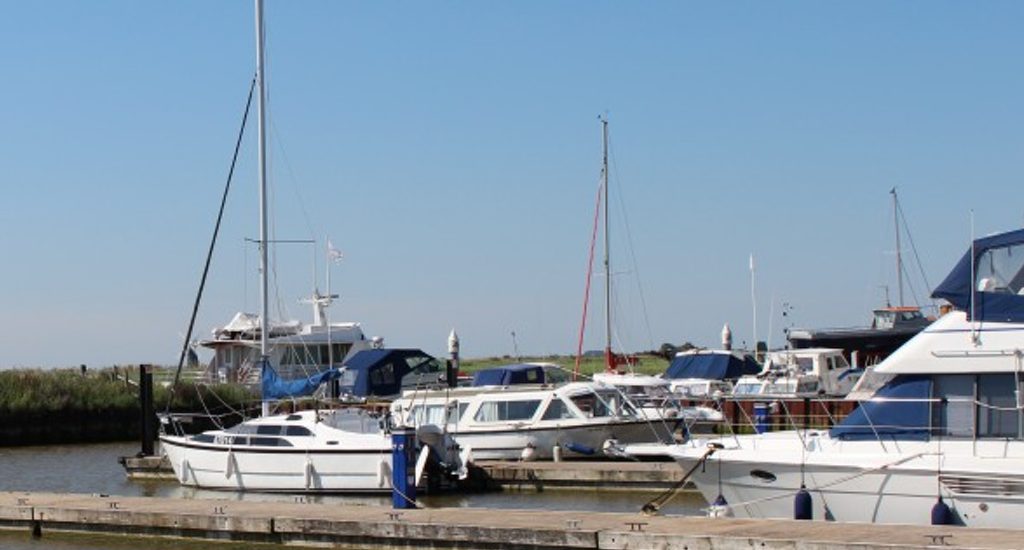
0;491;1020;549
120;454;689;491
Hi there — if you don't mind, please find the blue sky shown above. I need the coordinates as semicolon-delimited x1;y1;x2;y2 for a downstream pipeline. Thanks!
2;1;1023;368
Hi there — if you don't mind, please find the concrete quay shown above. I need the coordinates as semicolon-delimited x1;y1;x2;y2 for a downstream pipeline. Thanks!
1;491;1022;549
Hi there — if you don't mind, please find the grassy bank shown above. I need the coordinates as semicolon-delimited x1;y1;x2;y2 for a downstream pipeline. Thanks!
0;367;255;445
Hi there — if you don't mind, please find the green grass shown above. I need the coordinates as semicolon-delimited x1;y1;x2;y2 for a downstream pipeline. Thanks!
0;366;256;417
458;354;669;378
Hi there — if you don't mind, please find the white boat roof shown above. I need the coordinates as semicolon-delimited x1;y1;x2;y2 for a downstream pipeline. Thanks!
874;310;1023;374
593;372;669;387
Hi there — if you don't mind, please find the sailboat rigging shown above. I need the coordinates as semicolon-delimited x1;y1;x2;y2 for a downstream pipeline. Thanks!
575;116;639;378
158;0;461;493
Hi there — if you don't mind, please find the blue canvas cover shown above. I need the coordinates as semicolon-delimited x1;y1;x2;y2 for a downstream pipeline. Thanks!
830;375;931;441
932;228;1024;323
261;360;341;400
664;352;761;381
472;364;546;386
337;348;436;398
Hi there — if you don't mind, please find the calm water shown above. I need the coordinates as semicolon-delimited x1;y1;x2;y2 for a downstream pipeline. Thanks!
0;442;704;549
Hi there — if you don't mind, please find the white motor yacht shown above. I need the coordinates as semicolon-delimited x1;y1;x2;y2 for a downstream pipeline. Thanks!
730;348;862;398
627;228;1024;528
393;381;673;461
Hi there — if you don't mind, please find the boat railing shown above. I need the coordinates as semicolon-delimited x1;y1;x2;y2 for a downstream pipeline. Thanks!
685;393;1024;447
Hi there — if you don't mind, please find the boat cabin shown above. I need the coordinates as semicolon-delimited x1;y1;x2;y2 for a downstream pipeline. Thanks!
663;349;761;398
732;348;861;398
471;363;570;387
336;348;448;400
201;311;373;384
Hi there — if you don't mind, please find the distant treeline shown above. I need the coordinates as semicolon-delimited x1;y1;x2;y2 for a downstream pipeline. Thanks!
0;367;255;446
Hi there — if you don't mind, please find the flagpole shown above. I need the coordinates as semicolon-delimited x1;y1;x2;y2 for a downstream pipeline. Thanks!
326;236;333;372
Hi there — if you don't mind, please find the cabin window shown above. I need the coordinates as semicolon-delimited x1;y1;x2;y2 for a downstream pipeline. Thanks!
249;437;292;447
371;363;396;386
284;426;314;437
406;355;441;374
977;374;1019;438
256;425;283;435
408;404;449;426
931;375;975;438
570;392;614;418
976;243;1024;294
192;434;215;443
541;399;576;420
474;399;541;422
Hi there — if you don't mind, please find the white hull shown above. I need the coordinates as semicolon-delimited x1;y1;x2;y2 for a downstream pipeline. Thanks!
161;436;392;493
159;409;419;494
456;420;667;461
653;432;1024;528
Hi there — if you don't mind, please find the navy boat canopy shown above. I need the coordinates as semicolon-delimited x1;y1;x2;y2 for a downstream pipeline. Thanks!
829;375;931;441
472;364;547;386
261;360;341;400
337;348;439;398
932;228;1024;323
664;352;761;381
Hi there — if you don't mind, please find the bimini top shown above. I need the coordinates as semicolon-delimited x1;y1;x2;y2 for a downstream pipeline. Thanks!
932;228;1024;322
473;363;550;386
664;350;761;381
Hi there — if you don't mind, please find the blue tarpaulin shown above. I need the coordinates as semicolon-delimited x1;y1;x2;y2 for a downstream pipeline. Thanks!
829;375;932;441
932;228;1024;323
664;352;761;381
261;360;341;400
472;364;547;386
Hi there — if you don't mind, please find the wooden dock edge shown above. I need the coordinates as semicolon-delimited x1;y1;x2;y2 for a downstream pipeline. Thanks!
0;492;1017;550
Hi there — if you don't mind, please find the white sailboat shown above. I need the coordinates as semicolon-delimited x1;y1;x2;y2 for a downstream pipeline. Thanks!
578;118;714;427
160;0;458;493
627;227;1024;528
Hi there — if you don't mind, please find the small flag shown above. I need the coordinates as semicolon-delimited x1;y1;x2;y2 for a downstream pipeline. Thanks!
327;240;343;263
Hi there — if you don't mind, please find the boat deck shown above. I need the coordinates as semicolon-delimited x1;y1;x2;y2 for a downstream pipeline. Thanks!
0;491;1020;549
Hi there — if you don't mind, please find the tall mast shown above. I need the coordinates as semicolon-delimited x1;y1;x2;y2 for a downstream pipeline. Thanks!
891;187;903;307
601;116;613;373
255;0;270;414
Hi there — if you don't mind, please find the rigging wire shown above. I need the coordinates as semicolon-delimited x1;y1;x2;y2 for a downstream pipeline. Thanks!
608;141;656;353
164;75;258;415
896;197;937;313
574;176;604;379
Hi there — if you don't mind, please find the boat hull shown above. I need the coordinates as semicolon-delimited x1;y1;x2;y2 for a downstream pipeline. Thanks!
666;434;1024;528
160;436;393;493
455;420;670;461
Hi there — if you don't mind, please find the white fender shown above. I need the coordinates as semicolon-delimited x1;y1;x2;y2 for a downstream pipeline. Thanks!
414;445;431;487
377;458;391;488
225;450;235;479
304;456;314;490
180;458;190;484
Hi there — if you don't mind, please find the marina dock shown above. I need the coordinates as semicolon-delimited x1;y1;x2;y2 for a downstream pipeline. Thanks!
120;454;689;490
0;491;1020;549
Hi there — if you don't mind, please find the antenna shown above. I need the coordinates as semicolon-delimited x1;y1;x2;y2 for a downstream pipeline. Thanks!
891;188;904;306
970;210;978;345
750;254;757;357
